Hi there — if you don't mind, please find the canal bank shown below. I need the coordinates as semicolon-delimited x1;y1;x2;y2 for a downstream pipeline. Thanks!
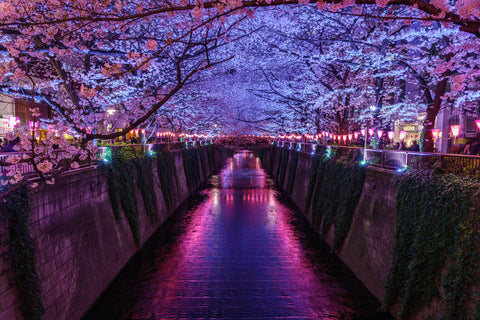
83;150;392;319
258;146;480;320
0;145;231;320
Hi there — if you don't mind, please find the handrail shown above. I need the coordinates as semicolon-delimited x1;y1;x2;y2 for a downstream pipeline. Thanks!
272;140;480;178
0;140;215;177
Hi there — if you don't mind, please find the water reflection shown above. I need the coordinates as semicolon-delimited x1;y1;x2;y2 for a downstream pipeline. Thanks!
83;150;392;320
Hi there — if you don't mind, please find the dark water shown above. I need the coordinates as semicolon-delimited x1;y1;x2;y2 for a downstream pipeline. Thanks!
83;151;392;320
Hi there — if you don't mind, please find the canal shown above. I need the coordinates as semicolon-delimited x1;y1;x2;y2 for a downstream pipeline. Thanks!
83;150;392;319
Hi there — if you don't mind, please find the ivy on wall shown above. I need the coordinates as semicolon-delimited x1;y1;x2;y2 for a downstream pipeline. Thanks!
259;146;365;252
310;148;365;251
2;186;45;320
286;151;299;195
156;148;178;211
277;147;290;187
100;147;141;246
182;147;202;192
384;171;480;320
135;155;159;224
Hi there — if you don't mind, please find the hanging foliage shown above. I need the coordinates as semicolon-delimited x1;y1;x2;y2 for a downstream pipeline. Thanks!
286;150;299;195
156;148;178;211
384;171;480;319
100;147;141;246
2;186;44;320
135;155;159;224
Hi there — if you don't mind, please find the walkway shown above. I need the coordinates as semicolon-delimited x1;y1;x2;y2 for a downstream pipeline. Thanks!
83;151;391;319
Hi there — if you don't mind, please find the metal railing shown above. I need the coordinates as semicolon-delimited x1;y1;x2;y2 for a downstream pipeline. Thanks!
273;141;480;178
1;139;215;177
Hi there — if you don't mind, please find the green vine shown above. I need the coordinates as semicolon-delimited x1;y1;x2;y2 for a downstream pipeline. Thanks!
304;146;325;213
156;148;178;211
310;150;365;251
2;186;44;320
286;150;299;195
100;147;141;246
182;147;202;191
277;147;290;186
259;146;365;251
135;154;159;224
384;171;480;319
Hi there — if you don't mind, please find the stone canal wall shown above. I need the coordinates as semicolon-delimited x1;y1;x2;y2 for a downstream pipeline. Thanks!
258;146;480;320
0;146;229;320
261;146;397;302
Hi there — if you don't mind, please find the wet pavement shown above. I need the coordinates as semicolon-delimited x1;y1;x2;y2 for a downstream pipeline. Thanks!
83;151;392;320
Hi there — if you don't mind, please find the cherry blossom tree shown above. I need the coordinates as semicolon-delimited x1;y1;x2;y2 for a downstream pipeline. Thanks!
0;0;479;197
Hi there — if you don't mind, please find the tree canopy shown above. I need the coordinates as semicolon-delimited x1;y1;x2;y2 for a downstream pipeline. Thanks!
0;0;479;194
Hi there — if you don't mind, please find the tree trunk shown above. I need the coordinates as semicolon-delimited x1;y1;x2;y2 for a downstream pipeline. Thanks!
422;76;449;152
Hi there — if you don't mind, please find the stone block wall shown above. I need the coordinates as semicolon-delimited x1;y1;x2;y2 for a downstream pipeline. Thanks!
0;146;222;320
259;147;398;303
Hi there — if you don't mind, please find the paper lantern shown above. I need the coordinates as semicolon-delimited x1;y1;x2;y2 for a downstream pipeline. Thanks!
450;125;460;137
387;131;394;140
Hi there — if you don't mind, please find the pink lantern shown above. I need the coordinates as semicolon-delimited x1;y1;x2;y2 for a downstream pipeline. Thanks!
399;131;407;140
368;128;374;136
450;125;460;138
141;129;146;134
156;132;160;137
388;131;394;140
431;129;440;139
7;116;17;128
475;120;480;131
348;134;353;140
354;132;359;139
377;130;383;138
360;129;366;136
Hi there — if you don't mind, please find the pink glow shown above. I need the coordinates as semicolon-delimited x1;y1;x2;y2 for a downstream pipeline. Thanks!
368;128;374;136
354;132;359;139
399;131;407;140
450;125;460;137
377;130;383;138
432;129;440;139
348;134;352;140
387;131;394;140
475;120;480;131
360;129;366;136
7;116;17;128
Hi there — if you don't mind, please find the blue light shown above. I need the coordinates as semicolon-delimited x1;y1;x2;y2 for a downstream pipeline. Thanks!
360;160;368;166
397;164;409;173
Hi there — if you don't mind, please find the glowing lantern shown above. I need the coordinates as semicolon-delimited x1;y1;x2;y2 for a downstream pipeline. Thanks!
343;135;347;141
377;130;383;138
399;131;407;140
387;131;394;140
368;128;374;136
141;129;146;134
156;132;160;137
7;116;17;127
431;129;440;139
360;129;366;136
450;125;460;138
354;132;359;139
348;134;353;140
475;120;480;131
